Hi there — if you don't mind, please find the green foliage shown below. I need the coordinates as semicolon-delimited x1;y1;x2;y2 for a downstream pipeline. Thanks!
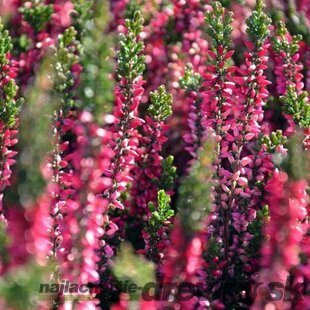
51;27;81;109
272;21;302;55
112;243;155;300
148;85;173;122
9;61;53;204
0;22;23;127
125;9;144;37
218;0;245;6
271;22;310;129
71;0;94;38
148;190;174;232
17;34;30;52
0;22;12;65
1;80;23;127
125;0;143;20
116;11;145;81
280;86;310;128
146;190;174;262
77;0;114;115
281;133;309;180
159;155;177;191
0;223;10;267
0;262;53;310
246;0;271;46
164;17;183;45
179;64;202;92
19;0;53;32
261;130;287;153
146;154;176;261
285;1;310;45
206;237;222;259
177;139;215;234
3;79;17;101
205;1;233;49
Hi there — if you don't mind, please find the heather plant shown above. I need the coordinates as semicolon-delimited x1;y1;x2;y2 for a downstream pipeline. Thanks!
0;20;23;225
0;0;309;309
0;21;22;279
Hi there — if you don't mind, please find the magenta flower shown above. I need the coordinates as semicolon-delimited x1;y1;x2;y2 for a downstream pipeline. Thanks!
252;170;309;309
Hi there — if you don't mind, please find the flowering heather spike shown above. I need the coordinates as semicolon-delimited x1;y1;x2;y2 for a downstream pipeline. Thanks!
0;21;23;224
253;135;309;310
103;10;145;211
180;64;204;159
202;1;274;305
217;0;272;288
128;85;173;262
202;3;236;272
272;21;310;147
12;0;71;89
98;11;146;305
202;1;234;148
272;21;303;96
34;26;81;277
58;112;111;310
161;138;215;308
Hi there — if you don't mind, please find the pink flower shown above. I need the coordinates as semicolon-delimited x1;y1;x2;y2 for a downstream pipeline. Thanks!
253;171;309;309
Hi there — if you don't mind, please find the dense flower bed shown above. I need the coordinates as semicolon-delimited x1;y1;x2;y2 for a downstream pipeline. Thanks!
0;0;309;309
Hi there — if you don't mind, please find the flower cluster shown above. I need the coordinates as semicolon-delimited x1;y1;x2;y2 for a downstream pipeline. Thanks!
129;85;174;261
160;138;215;309
272;21;310;149
0;22;23;225
28;25;88;309
104;10;145;211
13;0;64;88
253;137;309;309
